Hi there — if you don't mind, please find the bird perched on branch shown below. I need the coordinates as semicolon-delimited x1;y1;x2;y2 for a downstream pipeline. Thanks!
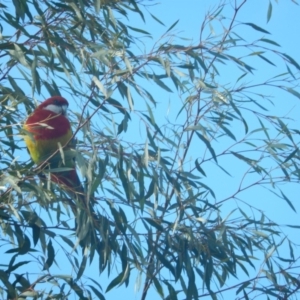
23;96;102;249
23;96;101;249
23;96;84;205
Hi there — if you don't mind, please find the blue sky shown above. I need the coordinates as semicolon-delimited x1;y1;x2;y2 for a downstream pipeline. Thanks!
2;0;300;299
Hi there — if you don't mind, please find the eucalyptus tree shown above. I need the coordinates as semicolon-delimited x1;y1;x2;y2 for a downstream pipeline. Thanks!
0;0;300;299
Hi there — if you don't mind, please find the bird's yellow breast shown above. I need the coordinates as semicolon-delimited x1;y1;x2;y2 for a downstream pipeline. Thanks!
23;109;73;164
23;128;73;164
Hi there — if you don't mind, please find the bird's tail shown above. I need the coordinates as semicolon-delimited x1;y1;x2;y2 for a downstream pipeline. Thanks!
50;169;98;249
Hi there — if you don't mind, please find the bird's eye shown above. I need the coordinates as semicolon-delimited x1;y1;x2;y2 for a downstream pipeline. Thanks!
53;99;60;105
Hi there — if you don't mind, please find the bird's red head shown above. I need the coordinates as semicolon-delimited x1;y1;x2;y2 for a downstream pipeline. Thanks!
37;96;69;116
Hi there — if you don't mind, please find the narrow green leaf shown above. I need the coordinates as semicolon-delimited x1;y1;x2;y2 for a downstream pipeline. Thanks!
32;224;40;246
260;38;280;47
0;270;16;298
277;118;294;143
18;235;31;255
252;99;268;111
257;118;270;140
213;7;224;18
188;51;208;73
6;260;30;274
252;230;268;238
219;124;236;141
280;164;290;179
127;25;150;35
9;43;30;68
195;159;206;177
204;258;213;290
243;22;270;34
44;240;54;270
286;64;296;79
143;217;164;231
127;86;134;111
156;251;175;277
107;7;117;29
229;100;248;133
87;284;105;300
110;206;125;233
258;54;276;66
231;151;257;166
154;76;173;93
106;272;124;292
286;87;300;100
77;254;88;280
118;154;131;202
164;280;178;300
166;19;179;33
106;97;127;114
8;75;25;95
236;72;247;83
150;12;165;26
145;178;155;199
195;132;217;163
288;240;295;260
227;54;255;73
69;3;83;21
282;53;300;70
280;190;296;212
145;102;156;125
124;56;133;74
153;277;164;298
283;148;298;163
69;282;86;299
92;76;107;98
94;0;101;14
267;1;272;23
60;235;75;249
236;260;250;276
129;0;145;21
243;289;250;300
199;182;216;199
147;128;158;151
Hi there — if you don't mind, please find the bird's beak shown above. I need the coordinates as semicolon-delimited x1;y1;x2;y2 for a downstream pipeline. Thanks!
61;105;68;116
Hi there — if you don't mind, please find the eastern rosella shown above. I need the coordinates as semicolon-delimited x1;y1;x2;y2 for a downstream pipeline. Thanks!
23;96;84;203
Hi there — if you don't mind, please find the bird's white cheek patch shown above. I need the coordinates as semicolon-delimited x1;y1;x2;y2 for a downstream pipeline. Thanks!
44;104;68;115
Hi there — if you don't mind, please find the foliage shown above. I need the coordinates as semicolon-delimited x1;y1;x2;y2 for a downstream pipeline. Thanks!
0;0;300;299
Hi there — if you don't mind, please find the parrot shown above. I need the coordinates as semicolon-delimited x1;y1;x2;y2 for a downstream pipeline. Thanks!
23;96;84;205
23;96;101;248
